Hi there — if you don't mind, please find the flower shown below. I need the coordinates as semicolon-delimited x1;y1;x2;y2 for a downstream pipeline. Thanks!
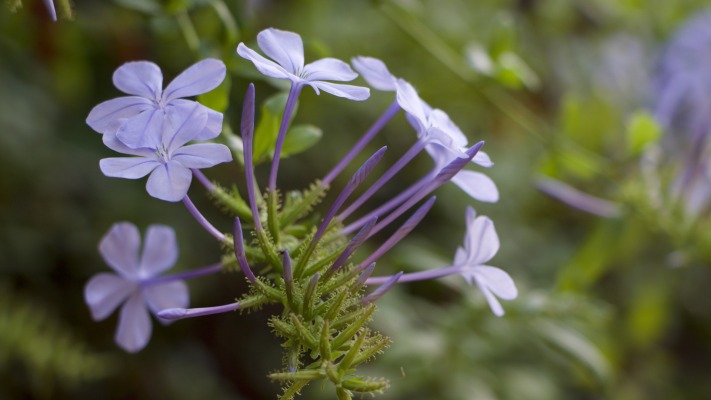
86;59;226;149
395;79;499;202
84;222;189;352
351;56;398;92
237;28;370;101
99;102;232;202
43;0;56;21
455;207;517;316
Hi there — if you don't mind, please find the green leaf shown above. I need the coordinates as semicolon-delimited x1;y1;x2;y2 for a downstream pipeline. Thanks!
281;125;323;158
114;0;162;14
626;111;661;156
253;93;300;164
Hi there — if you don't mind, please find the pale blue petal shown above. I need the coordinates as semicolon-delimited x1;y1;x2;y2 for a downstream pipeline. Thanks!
86;97;153;134
166;100;222;141
475;278;506;317
102;130;158;158
84;273;136;321
138;225;178;277
99;222;141;279
472;150;494;168
257;28;304;74
100;157;160;179
146;161;192;202
308;81;370;101
115;292;152;353
464;215;499;265
144;281;189;316
116;108;165;149
303;58;358;82
351;56;398;91
172;143;233;169
164;102;208;151
395;79;428;127
163;59;227;102
475;266;518;301
113;61;163;99
429;109;468;147
451;170;499;203
237;43;294;81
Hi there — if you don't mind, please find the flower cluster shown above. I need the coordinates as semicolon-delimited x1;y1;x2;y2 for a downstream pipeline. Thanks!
84;28;517;399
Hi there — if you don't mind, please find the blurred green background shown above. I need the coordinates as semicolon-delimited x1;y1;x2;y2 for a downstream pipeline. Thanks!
2;0;711;399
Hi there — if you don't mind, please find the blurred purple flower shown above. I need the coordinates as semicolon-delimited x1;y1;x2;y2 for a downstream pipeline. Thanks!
237;28;370;101
86;59;226;149
99;102;232;202
43;0;56;21
84;222;188;353
351;56;398;92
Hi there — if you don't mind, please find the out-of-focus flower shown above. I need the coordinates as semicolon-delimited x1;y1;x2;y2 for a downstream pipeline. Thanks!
351;56;398;92
99;102;232;202
43;0;56;21
84;223;188;352
86;59;226;149
237;28;370;101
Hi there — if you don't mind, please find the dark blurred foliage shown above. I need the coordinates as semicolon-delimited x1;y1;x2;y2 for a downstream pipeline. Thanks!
2;0;711;399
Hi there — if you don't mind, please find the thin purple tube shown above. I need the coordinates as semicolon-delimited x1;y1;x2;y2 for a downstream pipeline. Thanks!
241;84;263;231
141;263;224;287
183;195;226;242
157;302;241;321
365;265;462;285
192;169;215;192
269;84;303;191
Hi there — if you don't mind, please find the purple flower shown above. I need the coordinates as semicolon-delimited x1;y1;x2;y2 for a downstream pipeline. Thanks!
99;102;232;202
43;0;56;21
455;207;517;316
351;56;398;92
237;28;370;101
84;222;189;353
86;59;226;149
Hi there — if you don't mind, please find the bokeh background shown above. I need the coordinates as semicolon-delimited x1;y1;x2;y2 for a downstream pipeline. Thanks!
3;0;711;399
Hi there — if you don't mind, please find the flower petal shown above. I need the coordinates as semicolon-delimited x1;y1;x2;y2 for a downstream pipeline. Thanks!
351;56;398;91
144;281;189;316
396;79;428;127
84;273;136;321
112;61;163;99
472;150;494;168
429;109;468;146
86;97;153;134
139;225;178;277
303;58;358;82
464;215;499;265
163;59;227;103
100;157;160;179
165;100;222;141
102;130;158;158
163;102;208;151
477;281;506;317
99;222;141;278
308;81;370;101
172;143;233;169
146;161;192;202
451;170;500;203
114;292;152;353
237;43;294;81
116;108;165;149
257;28;304;74
475;266;518;301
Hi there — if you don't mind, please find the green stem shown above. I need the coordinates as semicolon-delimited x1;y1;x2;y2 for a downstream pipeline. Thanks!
176;11;200;53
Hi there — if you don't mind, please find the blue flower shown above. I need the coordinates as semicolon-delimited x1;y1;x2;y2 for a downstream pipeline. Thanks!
86;59;226;149
84;223;188;352
237;28;370;101
99;102;232;202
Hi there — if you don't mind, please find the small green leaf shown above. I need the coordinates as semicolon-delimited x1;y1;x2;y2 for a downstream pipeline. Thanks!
282;125;323;158
626;111;661;156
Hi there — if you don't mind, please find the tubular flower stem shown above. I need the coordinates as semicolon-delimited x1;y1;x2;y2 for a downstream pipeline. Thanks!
339;139;427;221
140;263;224;287
43;0;57;21
361;272;403;304
368;141;483;238
269;84;303;191
536;176;622;218
157;302;241;321
241;84;263;231
365;265;462;285
233;218;258;283
326;217;378;278
322;100;400;185
358;196;436;270
182;195;227;242
192;169;215;192
353;262;377;292
298;147;387;272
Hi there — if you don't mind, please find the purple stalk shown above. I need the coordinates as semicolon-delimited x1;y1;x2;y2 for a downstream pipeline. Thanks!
241;84;263;231
339;139;427;221
157;302;241;321
366;264;462;285
358;196;436;270
269;84;303;191
43;0;57;21
233;218;258;283
355;262;376;288
183;195;226;242
341;175;430;235
368;141;484;238
326;217;378;277
322;100;400;186
362;272;403;304
141;263;224;287
192;169;215;192
536;177;622;218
